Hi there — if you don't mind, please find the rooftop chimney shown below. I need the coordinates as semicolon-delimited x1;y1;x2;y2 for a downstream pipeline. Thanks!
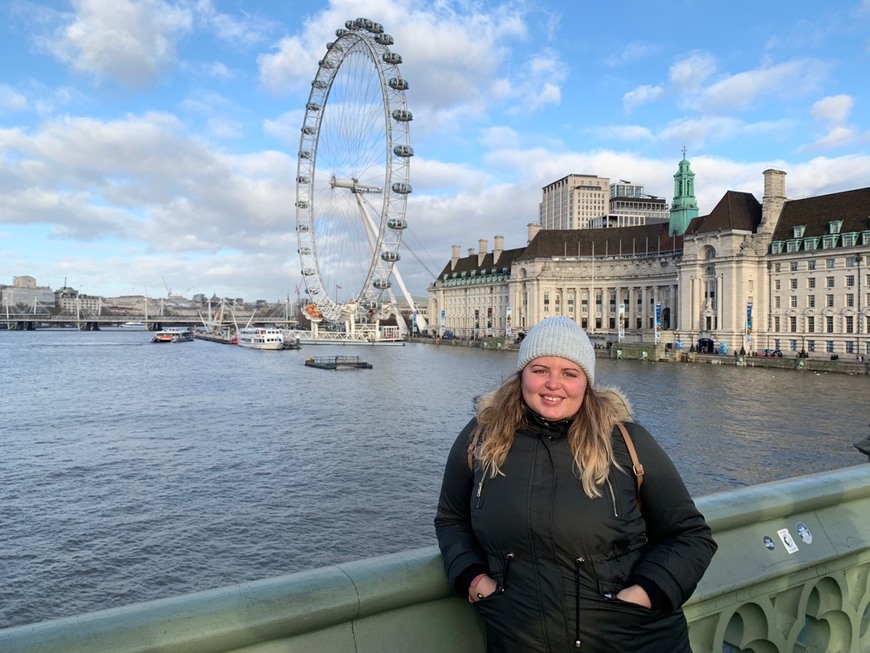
493;235;504;264
760;169;787;235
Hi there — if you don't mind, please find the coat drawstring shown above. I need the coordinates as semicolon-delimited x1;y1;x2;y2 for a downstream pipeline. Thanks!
574;557;584;648
502;552;515;590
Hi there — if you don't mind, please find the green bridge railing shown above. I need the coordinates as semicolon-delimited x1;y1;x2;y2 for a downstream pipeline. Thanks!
2;464;869;653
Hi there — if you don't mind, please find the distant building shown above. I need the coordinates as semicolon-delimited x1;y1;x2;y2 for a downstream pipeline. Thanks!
0;276;56;313
589;180;670;229
539;174;610;230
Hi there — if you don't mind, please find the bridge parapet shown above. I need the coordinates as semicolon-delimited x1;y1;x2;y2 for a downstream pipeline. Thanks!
1;465;868;652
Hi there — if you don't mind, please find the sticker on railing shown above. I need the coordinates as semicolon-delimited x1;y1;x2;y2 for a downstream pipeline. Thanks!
777;528;799;554
763;536;775;551
796;522;813;544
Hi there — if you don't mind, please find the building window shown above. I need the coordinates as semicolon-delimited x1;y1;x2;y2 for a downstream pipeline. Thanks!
775;280;781;290
827;258;836;269
847;294;854;307
543;293;550;313
826;294;835;307
826;340;834;353
808;277;816;289
790;296;797;308
789;339;798;351
846;341;855;354
775;263;782;272
808;295;816;308
774;296;781;309
807;316;815;333
790;316;797;332
790;261;798;271
846;316;854;333
807;339;815;352
793;225;806;238
846;275;855;287
789;278;797;289
808;260;816;270
774;316;780;331
826;316;834;332
826;276;835;288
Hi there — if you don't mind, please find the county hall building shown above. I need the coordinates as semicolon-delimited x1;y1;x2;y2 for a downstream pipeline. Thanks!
427;157;870;359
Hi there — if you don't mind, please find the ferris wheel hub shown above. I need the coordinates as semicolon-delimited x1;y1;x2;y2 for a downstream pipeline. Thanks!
330;176;382;194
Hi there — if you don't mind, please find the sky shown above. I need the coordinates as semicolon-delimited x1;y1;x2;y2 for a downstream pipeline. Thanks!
1;0;869;304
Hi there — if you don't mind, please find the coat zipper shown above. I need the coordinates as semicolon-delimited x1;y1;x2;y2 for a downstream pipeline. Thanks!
475;476;486;508
605;478;618;517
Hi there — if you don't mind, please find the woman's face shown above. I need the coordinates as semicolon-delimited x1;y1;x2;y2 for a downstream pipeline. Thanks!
521;356;588;421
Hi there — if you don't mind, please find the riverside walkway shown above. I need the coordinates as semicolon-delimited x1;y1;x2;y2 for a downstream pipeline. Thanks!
1;464;869;652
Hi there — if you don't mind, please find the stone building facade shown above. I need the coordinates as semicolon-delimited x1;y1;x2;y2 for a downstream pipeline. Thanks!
428;164;870;358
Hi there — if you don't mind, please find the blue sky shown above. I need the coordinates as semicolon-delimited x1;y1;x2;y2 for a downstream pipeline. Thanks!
1;0;869;303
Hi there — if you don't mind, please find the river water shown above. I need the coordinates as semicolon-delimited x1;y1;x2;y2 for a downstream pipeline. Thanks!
1;329;867;628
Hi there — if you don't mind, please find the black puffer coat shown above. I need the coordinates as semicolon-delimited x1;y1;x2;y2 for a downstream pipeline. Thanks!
435;415;716;652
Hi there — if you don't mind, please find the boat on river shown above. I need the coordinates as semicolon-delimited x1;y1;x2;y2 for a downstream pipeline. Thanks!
237;327;284;350
194;328;237;345
120;321;147;330
151;327;194;343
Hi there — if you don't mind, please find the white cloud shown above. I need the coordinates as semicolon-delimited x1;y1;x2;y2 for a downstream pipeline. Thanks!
622;85;665;112
811;94;853;123
194;0;275;47
590;125;655;142
801;94;858;151
0;85;28;112
802;125;856;151
605;41;660;68
41;0;193;87
694;59;829;114
668;51;716;93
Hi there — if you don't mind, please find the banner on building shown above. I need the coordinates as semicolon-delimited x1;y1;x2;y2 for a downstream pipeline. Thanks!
506;306;512;336
746;302;753;344
655;303;662;339
440;309;446;336
618;303;625;341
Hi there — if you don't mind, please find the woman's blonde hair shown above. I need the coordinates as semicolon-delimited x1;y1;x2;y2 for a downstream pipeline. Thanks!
472;372;632;498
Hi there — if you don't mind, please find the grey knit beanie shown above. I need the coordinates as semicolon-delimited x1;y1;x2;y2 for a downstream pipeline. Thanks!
516;316;595;384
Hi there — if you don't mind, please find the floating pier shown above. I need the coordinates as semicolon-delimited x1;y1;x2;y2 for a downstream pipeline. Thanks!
304;355;372;370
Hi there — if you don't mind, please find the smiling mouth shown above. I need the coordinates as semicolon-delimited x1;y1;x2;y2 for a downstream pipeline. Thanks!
541;395;562;404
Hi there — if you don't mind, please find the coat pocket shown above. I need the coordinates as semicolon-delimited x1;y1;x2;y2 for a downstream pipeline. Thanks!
591;545;643;598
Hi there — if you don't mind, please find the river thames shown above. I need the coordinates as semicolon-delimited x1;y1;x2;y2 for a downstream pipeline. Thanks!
1;329;867;628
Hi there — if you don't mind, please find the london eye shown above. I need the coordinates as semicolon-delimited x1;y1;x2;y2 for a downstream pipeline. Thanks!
294;17;413;326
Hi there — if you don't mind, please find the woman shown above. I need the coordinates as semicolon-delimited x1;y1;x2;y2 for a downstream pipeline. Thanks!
435;316;716;652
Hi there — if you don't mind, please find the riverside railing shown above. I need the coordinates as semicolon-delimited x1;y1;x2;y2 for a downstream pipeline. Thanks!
2;464;868;653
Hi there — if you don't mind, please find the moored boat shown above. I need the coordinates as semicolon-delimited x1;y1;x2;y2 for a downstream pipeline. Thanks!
151;327;194;343
237;327;284;350
120;321;147;330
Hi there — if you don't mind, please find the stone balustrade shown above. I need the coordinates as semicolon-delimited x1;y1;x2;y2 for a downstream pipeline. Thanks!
1;465;868;652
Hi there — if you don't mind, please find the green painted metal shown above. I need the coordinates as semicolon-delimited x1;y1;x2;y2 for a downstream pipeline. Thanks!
669;153;700;237
1;465;868;652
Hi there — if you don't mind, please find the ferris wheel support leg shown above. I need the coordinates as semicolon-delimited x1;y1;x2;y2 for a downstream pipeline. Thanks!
387;265;427;332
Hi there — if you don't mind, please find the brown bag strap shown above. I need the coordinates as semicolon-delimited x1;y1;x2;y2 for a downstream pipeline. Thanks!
616;423;644;499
